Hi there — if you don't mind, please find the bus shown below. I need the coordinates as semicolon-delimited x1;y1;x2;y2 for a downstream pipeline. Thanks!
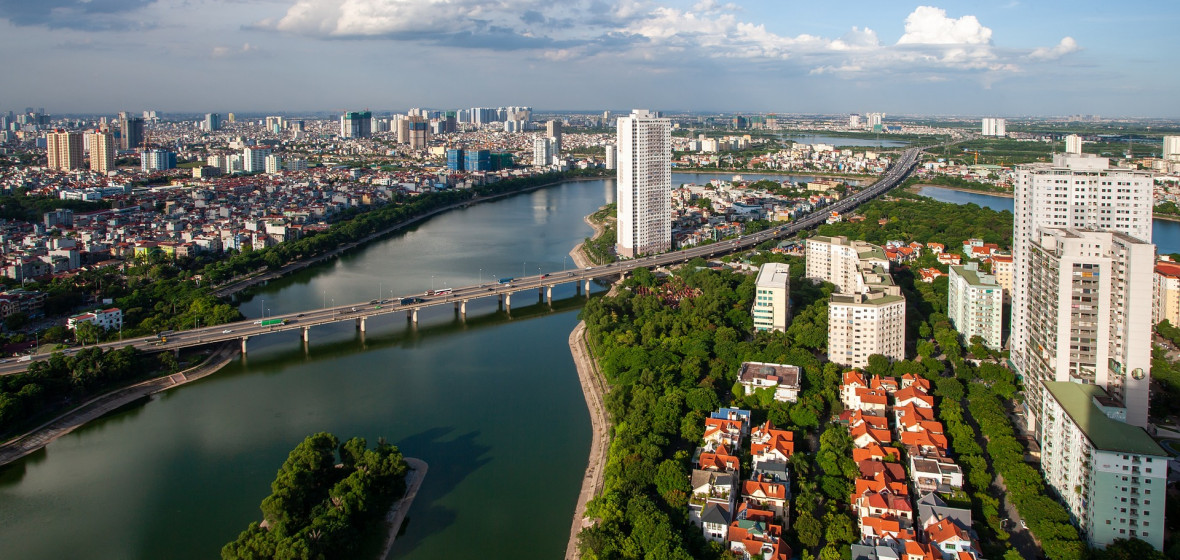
435;288;453;295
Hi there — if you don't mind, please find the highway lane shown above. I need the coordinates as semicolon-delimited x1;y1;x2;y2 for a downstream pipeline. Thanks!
0;147;921;376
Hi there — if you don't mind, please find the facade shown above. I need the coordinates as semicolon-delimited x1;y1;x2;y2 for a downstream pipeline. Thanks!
981;117;1006;137
1065;134;1084;154
140;149;176;171
88;131;115;173
532;136;553;167
828;290;906;369
1039;382;1167;550
339;111;372;139
264;154;283;174
1010;154;1153;383
67;308;123;331
1025;228;1154;429
118;112;144;150
989;254;1013;302
464;149;491;172
616;109;672;258
202;113;221;132
243;147;271;173
546;120;562;154
408;120;429;149
605;144;616;170
805;236;889;294
947;263;1003;350
753;263;791;332
1164;136;1180;162
46;130;84;171
446;148;465;171
1153;260;1180;326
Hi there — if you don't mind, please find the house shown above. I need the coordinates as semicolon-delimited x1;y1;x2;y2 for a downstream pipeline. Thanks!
702;503;732;542
850;388;890;416
66;307;123;331
852;442;901;463
903;540;944;560
918;268;944;283
710;408;752;436
909;455;963;494
741;475;790;519
698;445;741;474
855;490;914;524
893;386;934;409
937;253;961;265
690;469;737;526
860;515;917;542
851;421;894;448
894;403;942;434
841;371;870;409
926;242;945;254
704;417;745;450
750;421;795;466
727;517;791;560
738;361;802;403
900;429;949;457
915;493;973;533
924;517;980;560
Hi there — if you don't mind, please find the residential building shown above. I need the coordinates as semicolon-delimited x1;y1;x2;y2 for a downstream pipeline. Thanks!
464;149;491;172
616;109;672;258
753;262;791;332
828;289;906;369
1065;134;1084;154
340;111;372;138
737;361;800;402
140;149;176;171
1164;136;1180;162
46;130;83;171
67;308;123;331
981;117;1006;137
532;136;554;167
947;263;1003;350
446;148;465;172
408;120;429;149
265;154;283;174
1025;228;1155;429
118;112;144;150
1153;260;1180;326
1010;153;1153;384
202;113;221;132
243;146;271;173
805;235;889;293
605;144;616;170
1038;382;1167;550
989;254;1013;302
546;119;562;154
88;131;115;173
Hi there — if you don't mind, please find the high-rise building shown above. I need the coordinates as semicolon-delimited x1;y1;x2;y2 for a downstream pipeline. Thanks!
46;130;84;171
828;287;906;369
340;111;372;138
1038;381;1167;550
1010;154;1153;384
464;149;491;172
1153;260;1180;327
1162;136;1180;162
408;120;428;149
118;112;144;150
265;116;285;134
243;147;271;173
981;117;1006;137
203;113;221;132
446;149;465;172
616;109;672;258
1065;134;1083;154
546;120;562;154
1025;228;1154;429
532;137;553;167
140;149;176;171
88;131;115;173
805;235;890;294
286;158;308;172
848;114;861;128
605;144;616;170
947;263;1003;350
752;263;791;333
264;154;284;174
866;112;884;130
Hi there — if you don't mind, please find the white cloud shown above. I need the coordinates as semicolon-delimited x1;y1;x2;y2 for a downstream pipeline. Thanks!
211;42;258;58
897;6;991;45
1029;36;1080;60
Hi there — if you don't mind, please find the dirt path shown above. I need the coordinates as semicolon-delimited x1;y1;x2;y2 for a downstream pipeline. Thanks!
378;457;428;559
0;343;239;467
565;321;610;560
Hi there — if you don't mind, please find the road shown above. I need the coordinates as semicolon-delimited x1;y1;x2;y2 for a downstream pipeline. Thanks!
0;147;922;376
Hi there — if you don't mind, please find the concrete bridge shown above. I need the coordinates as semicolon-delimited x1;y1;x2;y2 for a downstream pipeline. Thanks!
0;147;921;376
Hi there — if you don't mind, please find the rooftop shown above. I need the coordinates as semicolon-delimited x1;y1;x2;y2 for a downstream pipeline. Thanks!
1044;381;1166;457
950;264;998;288
755;262;790;289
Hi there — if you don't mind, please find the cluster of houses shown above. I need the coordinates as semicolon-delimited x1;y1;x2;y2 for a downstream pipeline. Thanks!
840;371;983;560
689;398;795;559
671;180;844;249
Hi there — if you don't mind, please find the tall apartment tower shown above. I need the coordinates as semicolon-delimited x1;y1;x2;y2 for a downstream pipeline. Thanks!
605;144;616;170
752;263;791;333
1065;134;1083;154
616;109;671;258
88;131;115;173
828;287;906;369
546;120;562;154
947;262;1003;350
805;235;890;294
118;112;144;150
340;111;372;138
532;136;553;167
1010;154;1153;389
203;113;221;132
981;117;1006;137
243;147;272;173
1025;228;1155;429
46;130;84;170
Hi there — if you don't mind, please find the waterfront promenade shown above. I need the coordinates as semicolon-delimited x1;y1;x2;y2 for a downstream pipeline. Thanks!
380;457;428;559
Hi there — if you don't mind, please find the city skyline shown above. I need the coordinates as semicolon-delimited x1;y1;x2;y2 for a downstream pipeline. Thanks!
0;0;1175;116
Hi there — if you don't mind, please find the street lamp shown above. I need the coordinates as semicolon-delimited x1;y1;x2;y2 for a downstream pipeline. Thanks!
431;275;435;291
479;268;482;285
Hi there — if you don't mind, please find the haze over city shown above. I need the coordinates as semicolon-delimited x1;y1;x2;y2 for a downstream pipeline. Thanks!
1;0;1175;116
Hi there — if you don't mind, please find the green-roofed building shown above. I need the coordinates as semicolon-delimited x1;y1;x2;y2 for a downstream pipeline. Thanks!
1040;381;1167;550
947;262;1003;350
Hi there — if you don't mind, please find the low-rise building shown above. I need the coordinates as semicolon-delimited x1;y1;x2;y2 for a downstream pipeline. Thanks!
737;361;801;402
67;307;122;331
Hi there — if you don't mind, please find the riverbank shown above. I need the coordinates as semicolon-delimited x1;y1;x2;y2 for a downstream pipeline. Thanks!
215;174;610;298
0;342;239;467
565;321;610;560
672;168;873;182
569;206;610;269
379;457;428;559
910;183;1014;199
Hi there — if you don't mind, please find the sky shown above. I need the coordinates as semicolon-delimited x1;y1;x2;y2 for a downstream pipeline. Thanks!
0;0;1175;116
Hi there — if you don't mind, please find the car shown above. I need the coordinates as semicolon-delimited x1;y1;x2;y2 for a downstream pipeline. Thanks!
223;329;233;334
585;266;592;270
540;273;549;279
369;300;378;304
297;313;305;317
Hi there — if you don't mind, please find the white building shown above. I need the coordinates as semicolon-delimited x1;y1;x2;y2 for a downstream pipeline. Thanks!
1025;228;1155;429
753;263;791;333
67;308;123;331
828;289;906;369
1038;381;1167;550
605;144;616;170
805;235;889;294
1010;153;1153;386
737;361;801;402
947;262;1003;350
1153;260;1180;327
981;117;1007;137
848;114;861;128
532;136;554;167
1164;136;1180;162
616;109;672;258
243;147;271;174
1065;134;1084;154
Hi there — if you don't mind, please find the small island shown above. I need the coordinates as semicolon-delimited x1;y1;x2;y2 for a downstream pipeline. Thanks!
221;432;424;560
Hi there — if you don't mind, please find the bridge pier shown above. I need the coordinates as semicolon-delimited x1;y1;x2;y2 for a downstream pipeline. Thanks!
546;286;553;305
584;279;591;297
302;326;310;343
356;317;366;332
504;293;512;311
460;300;467;316
241;336;249;354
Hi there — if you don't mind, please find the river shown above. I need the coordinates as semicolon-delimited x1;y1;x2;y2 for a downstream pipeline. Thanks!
0;171;924;560
915;185;1180;255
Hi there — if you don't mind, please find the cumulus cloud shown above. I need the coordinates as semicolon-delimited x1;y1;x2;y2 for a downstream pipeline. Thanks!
897;6;991;45
1029;36;1080;60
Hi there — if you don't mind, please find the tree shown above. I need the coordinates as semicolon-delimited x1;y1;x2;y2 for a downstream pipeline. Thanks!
823;511;857;545
795;512;822;549
74;321;102;345
916;339;936;358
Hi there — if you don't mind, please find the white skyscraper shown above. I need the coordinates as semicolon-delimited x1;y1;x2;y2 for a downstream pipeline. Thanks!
532;136;553;167
1024;228;1155;430
1162;135;1180;162
616;109;671;258
1010;154;1153;385
981;117;1006;137
1065;134;1083;154
243;146;271;173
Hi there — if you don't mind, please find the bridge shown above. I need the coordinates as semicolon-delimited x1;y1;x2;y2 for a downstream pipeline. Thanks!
0;147;922;376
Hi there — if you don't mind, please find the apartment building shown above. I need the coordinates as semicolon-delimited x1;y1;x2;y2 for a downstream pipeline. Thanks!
1153;260;1180;326
753;262;791;332
829;285;906;369
616;109;671;258
46;130;84;171
947;262;1003;350
805;235;889;294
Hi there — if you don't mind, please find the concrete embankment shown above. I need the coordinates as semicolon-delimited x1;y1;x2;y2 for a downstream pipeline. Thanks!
379;457;428;559
564;321;610;560
0;343;239;467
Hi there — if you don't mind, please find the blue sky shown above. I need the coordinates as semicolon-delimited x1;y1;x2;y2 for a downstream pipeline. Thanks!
0;0;1174;116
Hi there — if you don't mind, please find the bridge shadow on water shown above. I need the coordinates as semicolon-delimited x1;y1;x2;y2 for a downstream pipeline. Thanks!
387;426;492;558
